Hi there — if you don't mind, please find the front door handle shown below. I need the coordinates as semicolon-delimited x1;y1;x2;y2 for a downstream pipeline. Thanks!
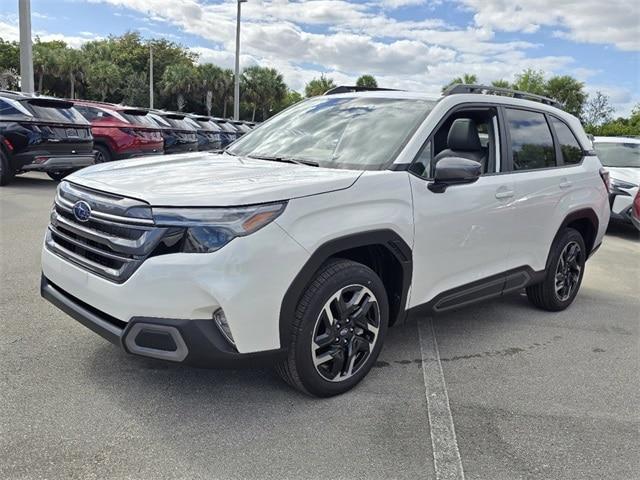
559;179;572;189
495;189;515;199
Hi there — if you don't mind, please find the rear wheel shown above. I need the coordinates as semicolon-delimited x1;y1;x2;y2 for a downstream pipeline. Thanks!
0;149;13;186
93;144;111;163
526;228;586;311
276;259;388;397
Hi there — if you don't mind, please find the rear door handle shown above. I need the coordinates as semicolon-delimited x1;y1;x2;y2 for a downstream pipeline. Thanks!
559;180;572;189
495;189;515;199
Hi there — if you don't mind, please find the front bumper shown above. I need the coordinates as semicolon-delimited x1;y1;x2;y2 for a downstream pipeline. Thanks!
21;154;95;172
41;275;285;367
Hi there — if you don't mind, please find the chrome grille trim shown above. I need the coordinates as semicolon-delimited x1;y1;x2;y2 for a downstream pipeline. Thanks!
47;183;174;283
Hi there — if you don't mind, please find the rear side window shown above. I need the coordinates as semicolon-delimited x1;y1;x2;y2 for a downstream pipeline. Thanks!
506;108;556;171
0;98;33;117
550;117;583;165
29;104;87;124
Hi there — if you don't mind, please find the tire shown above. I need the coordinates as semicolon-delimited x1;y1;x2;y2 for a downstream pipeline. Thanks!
0;149;13;186
276;259;389;397
93;144;111;163
47;171;69;182
526;227;586;311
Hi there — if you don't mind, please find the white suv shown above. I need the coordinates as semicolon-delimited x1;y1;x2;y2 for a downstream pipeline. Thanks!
41;85;610;397
593;136;640;230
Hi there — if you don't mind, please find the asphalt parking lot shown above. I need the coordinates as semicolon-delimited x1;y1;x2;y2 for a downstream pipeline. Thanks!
1;173;638;480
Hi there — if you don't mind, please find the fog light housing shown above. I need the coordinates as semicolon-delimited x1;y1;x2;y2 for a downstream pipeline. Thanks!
213;308;235;346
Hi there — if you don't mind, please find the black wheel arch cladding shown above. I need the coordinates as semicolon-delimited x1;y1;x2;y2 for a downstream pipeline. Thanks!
278;229;412;348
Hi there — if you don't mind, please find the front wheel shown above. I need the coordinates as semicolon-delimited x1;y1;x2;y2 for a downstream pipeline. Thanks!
276;259;388;397
526;227;586;311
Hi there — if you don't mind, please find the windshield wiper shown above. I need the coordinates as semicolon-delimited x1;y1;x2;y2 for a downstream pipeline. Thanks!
247;154;319;167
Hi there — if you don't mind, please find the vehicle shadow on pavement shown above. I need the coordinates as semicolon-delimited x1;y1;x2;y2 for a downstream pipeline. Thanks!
9;175;59;191
606;222;639;241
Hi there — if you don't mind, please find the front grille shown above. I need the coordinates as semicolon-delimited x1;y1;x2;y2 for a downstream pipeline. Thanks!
46;181;171;283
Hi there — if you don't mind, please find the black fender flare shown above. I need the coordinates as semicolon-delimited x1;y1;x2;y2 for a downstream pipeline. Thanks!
278;229;412;348
550;208;600;265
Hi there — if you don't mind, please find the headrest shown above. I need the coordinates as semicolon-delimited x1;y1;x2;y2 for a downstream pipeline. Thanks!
447;118;481;151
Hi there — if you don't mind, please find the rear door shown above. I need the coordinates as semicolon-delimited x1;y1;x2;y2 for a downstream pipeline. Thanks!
502;107;584;273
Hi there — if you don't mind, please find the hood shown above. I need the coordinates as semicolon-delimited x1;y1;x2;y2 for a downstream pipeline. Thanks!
608;167;640;187
67;152;362;206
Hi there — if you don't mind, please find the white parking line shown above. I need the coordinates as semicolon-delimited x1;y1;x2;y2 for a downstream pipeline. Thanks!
417;317;465;480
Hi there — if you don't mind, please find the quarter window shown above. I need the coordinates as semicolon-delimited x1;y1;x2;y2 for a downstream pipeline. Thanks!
550;117;583;165
506;109;556;171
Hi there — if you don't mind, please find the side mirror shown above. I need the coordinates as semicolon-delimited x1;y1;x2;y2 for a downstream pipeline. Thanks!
428;157;482;193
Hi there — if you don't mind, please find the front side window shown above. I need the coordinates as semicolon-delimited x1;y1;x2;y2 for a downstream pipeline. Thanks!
506;108;556;171
228;96;435;170
594;142;640;168
550;117;583;165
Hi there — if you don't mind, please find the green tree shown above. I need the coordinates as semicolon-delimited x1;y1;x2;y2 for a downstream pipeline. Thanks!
544;75;586;118
33;39;67;93
491;79;511;88
86;61;121;101
442;73;478;93
512;69;546;95
56;48;84;98
583;91;614;127
305;74;336;97
161;63;198;111
197;63;225;116
0;38;19;72
356;74;378;88
242;66;287;121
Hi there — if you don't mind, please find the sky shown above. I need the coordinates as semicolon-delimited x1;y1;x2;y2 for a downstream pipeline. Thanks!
1;0;639;115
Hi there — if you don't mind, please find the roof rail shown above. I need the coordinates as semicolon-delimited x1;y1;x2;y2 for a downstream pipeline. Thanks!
443;83;563;109
324;85;402;95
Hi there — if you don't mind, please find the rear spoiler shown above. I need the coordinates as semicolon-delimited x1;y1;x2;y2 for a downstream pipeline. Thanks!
26;98;75;109
122;108;150;116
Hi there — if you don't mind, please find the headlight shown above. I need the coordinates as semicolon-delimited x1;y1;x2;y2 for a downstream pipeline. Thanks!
152;202;286;253
610;178;637;191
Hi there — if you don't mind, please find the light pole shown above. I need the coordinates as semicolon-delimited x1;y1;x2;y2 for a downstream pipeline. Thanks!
233;0;247;120
18;0;34;93
149;44;154;109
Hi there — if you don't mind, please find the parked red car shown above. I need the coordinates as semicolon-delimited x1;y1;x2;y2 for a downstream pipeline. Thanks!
73;101;163;163
632;189;640;230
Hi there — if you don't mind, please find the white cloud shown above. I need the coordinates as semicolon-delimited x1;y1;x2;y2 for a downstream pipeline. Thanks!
459;0;640;51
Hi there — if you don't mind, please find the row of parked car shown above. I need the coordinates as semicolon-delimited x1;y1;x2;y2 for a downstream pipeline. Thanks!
0;89;256;185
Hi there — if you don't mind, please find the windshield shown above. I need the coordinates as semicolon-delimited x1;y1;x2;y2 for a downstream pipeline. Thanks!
28;103;88;124
228;96;434;170
595;142;640;168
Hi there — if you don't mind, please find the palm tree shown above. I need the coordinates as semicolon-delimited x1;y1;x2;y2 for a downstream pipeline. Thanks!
56;49;84;99
216;69;234;118
441;73;478;93
242;66;287;121
305;74;336;97
197;63;224;116
356;75;378;88
33;42;59;93
86;61;121;101
161;63;198;111
491;79;511;89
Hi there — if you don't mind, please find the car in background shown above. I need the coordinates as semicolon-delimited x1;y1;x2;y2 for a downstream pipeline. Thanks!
73;101;163;163
211;118;240;147
593;136;640;230
631;189;640;230
185;115;224;151
148;111;198;154
0;90;94;185
231;120;252;137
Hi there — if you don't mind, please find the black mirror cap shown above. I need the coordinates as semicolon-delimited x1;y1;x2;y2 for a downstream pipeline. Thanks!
428;157;482;193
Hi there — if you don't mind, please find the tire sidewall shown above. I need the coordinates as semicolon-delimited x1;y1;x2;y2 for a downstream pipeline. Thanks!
93;144;111;163
294;263;389;396
0;149;13;185
544;228;587;309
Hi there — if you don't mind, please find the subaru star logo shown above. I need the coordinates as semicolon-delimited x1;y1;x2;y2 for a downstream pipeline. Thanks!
72;201;92;223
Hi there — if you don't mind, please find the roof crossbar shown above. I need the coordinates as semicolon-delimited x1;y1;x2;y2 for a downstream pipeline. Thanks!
324;85;402;95
443;83;563;109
